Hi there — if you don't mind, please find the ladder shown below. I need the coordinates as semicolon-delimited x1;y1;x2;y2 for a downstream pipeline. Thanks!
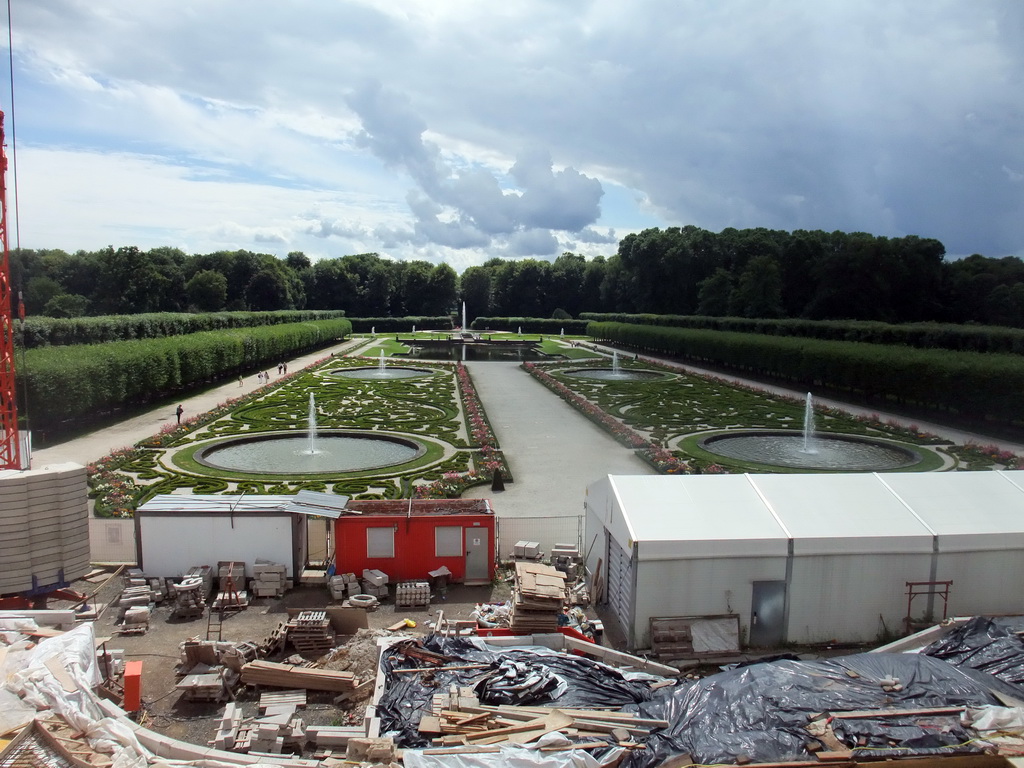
206;562;242;641
206;605;222;641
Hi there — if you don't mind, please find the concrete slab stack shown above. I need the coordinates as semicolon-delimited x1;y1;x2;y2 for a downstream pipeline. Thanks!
0;463;89;595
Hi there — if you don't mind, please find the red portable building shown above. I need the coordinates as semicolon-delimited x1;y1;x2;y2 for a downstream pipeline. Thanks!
333;498;495;584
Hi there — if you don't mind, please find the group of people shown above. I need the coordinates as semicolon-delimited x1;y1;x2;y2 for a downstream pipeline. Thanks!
180;359;294;423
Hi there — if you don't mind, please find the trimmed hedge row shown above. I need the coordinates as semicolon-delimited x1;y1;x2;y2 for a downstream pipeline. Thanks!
470;317;589;334
348;317;451;332
588;321;1024;426
24;319;352;428
18;310;349;348
580;313;1024;355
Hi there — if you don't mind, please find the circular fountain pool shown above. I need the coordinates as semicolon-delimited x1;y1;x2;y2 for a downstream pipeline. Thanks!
698;431;923;471
193;431;424;474
330;367;433;380
566;368;665;382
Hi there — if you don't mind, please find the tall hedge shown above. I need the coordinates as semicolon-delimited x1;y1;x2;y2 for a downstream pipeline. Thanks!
347;316;452;332
23;318;352;429
589;321;1024;427
17;310;348;348
470;317;589;334
580;313;1024;355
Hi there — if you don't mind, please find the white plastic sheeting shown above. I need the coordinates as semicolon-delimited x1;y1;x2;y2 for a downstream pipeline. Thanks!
2;622;148;760
403;732;624;768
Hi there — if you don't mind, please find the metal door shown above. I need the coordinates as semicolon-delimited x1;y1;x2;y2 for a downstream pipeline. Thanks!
749;580;787;647
464;527;488;583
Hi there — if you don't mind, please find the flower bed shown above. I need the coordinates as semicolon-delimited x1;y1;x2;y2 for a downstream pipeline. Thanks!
524;362;692;474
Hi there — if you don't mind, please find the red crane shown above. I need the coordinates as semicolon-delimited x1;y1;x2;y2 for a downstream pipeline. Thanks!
0;110;21;470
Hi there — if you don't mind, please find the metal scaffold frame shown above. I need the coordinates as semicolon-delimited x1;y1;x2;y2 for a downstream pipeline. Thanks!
0;110;21;470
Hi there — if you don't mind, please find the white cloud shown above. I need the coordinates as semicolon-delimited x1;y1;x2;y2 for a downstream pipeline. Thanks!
2;0;1022;262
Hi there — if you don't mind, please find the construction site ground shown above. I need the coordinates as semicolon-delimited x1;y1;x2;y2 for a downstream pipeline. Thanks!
76;571;518;751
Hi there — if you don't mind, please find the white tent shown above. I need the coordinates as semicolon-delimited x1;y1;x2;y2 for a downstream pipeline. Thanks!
584;471;1024;651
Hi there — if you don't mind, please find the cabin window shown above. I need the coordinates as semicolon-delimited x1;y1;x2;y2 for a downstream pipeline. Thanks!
435;526;463;557
367;527;395;558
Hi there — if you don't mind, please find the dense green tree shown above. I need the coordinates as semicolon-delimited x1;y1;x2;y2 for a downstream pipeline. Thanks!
729;255;784;318
24;276;64;315
696;268;733;316
396;261;434;316
245;266;293;311
549;253;586;317
425;263;459;315
186;270;228;312
581;256;608;312
286;251;311;271
460;266;492;319
42;293;90;318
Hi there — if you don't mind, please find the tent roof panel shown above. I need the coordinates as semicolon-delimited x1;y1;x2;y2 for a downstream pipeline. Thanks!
605;475;788;552
881;471;1024;538
749;473;935;553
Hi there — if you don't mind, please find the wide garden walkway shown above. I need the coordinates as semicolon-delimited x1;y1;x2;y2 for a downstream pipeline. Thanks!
459;361;654;519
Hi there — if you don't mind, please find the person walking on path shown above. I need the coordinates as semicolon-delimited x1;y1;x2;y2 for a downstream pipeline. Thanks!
175;404;184;424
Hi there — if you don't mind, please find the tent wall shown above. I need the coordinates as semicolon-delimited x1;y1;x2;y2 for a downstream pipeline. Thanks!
138;514;295;578
631;555;787;651
935;550;1024;617
787;552;933;644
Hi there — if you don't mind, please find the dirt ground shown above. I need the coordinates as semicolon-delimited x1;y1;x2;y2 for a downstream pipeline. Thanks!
70;569;519;750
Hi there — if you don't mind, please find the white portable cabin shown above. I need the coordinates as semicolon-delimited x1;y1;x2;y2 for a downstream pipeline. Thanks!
585;471;1024;651
135;491;349;579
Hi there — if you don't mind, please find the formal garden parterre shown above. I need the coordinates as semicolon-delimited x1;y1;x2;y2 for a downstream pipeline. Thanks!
88;354;508;516
87;340;1024;517
524;356;1019;474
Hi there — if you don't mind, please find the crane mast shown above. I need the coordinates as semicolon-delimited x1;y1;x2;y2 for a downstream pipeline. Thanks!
0;110;21;470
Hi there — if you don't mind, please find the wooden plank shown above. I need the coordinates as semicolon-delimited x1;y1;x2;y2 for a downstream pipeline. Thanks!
393;663;492;674
422;746;502;755
826;706;965;720
464;710;573;744
561;635;681;677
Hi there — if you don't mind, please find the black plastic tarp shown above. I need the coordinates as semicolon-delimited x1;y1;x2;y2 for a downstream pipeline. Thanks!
622;652;1019;768
922;616;1024;687
375;636;653;748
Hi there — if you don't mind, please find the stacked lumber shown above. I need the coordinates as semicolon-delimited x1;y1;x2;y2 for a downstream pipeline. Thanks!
241;659;358;692
511;562;567;633
419;687;666;748
286;610;336;655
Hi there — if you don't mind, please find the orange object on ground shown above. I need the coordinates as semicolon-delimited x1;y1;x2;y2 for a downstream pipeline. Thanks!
123;660;143;712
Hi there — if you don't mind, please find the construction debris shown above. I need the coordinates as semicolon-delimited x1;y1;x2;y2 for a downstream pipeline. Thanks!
510;561;567;633
240;659;359;692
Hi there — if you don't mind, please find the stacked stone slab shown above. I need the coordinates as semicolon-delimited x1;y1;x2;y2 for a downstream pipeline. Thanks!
252;560;287;598
0;463;90;595
361;568;389;599
327;575;348;601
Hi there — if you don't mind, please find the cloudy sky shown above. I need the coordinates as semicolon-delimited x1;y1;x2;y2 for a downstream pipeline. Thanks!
2;1;1021;269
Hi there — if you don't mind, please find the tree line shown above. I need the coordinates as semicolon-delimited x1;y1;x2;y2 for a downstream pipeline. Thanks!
11;226;1024;326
